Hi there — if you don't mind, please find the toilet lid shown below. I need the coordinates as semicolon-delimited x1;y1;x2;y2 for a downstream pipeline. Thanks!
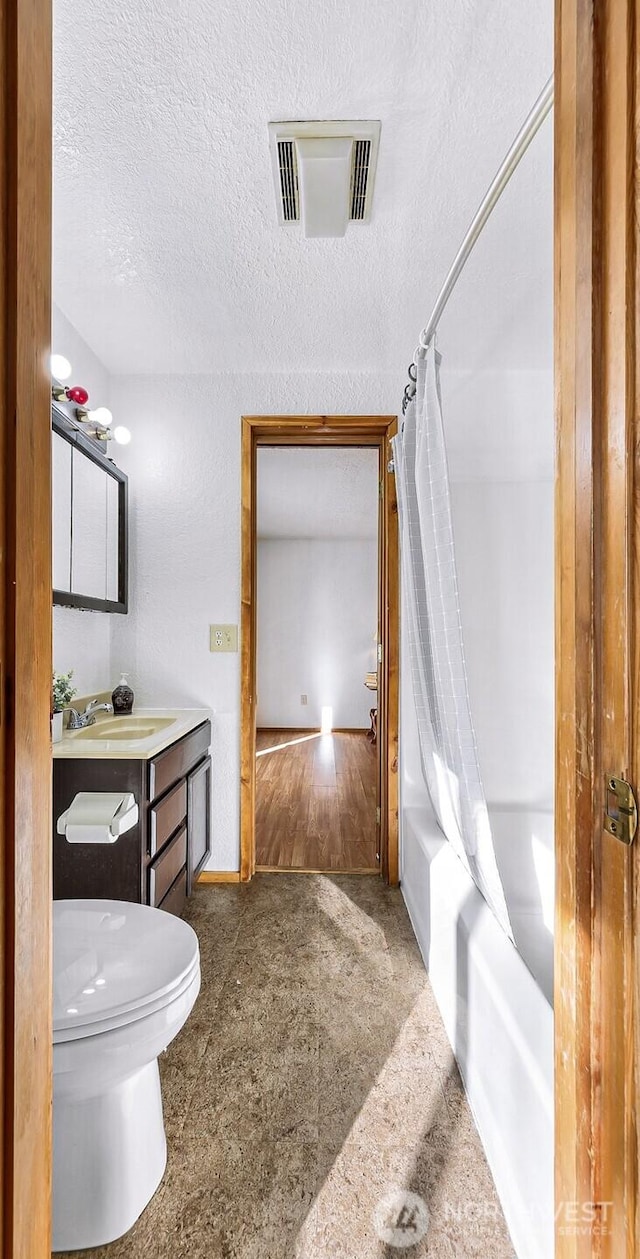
53;899;200;1037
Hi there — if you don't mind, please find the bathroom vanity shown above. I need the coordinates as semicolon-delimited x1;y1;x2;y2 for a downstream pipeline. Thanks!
53;709;212;916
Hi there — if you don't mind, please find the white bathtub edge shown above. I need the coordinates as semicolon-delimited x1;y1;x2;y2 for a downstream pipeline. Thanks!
400;814;554;1259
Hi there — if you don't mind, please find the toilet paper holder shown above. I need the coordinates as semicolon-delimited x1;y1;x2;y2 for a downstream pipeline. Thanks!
57;792;140;845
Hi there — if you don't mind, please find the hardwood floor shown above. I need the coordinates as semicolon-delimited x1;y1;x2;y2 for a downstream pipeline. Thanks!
255;730;378;871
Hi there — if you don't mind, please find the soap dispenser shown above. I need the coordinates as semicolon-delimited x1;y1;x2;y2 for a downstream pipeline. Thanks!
112;673;134;715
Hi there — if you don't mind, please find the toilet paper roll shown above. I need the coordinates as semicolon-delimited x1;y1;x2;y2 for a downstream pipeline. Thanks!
57;792;139;844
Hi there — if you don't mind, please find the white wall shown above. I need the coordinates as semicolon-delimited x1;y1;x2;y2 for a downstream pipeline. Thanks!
107;362;553;872
109;370;399;871
52;306;117;698
52;304;111;405
53;607;112;699
257;539;378;729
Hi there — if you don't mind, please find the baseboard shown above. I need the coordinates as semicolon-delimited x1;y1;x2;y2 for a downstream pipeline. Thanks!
255;865;380;876
256;727;369;735
197;870;241;884
199;866;379;880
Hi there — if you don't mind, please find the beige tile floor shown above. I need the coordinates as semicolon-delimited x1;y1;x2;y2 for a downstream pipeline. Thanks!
56;875;516;1258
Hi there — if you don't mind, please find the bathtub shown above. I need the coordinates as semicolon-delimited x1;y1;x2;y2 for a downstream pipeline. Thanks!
400;802;554;1259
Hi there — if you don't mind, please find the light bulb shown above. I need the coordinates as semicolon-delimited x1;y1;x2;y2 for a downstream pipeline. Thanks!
66;384;89;405
90;406;113;426
113;426;131;445
50;353;72;381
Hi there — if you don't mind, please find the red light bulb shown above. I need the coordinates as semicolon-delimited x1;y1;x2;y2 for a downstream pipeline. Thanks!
66;385;89;405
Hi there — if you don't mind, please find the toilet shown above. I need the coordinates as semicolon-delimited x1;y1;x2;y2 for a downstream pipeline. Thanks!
52;899;201;1252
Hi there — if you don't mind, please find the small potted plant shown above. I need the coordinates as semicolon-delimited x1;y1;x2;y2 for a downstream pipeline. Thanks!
52;670;76;743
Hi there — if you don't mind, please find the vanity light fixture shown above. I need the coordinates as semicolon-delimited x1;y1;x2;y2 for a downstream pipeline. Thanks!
50;355;128;441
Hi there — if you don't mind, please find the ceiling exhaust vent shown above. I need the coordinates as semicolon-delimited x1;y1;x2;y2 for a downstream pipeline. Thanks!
350;139;372;221
268;120;381;238
277;140;299;222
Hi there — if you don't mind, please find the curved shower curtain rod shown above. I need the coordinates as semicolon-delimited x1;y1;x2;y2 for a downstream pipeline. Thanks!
402;73;554;414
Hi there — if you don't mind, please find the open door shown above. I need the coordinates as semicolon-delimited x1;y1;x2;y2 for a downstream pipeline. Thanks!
0;0;53;1255
555;0;639;1253
240;415;399;884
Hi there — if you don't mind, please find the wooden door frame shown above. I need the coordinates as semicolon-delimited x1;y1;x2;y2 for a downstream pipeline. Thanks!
555;0;639;1254
5;0;640;1253
240;415;399;884
0;0;53;1255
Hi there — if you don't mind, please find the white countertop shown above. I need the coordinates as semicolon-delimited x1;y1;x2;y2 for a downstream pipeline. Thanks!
52;708;212;760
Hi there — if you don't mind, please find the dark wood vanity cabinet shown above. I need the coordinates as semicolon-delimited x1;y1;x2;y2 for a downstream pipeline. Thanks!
187;755;212;892
53;720;212;916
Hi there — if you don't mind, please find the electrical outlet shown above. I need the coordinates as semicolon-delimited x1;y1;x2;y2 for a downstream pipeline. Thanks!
209;624;238;653
301;693;308;705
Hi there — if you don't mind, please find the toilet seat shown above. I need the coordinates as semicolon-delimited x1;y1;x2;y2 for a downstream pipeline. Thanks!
53;898;199;1043
54;954;201;1044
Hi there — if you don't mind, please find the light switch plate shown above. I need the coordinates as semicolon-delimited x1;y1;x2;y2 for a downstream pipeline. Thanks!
209;624;238;653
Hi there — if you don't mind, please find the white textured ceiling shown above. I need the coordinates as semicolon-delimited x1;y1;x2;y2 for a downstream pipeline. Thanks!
257;447;379;539
53;0;553;377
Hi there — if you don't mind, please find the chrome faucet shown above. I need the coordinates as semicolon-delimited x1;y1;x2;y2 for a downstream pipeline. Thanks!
66;700;114;730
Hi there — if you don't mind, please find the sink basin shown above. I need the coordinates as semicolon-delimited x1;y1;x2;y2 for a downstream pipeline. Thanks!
70;717;175;742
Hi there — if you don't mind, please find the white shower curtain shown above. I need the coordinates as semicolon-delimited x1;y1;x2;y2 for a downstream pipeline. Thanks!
393;343;513;940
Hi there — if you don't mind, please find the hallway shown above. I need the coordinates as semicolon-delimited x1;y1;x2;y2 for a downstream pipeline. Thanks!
57;876;514;1258
255;731;378;871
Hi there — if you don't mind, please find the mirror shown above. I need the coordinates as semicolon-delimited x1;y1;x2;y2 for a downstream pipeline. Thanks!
52;405;128;613
52;431;72;592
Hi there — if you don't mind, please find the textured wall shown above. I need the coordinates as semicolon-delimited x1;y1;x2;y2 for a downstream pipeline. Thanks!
109;370;400;871
52;303;111;405
257;539;378;729
109;361;554;870
53;607;111;699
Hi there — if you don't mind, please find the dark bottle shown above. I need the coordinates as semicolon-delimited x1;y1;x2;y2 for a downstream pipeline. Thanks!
112;672;134;715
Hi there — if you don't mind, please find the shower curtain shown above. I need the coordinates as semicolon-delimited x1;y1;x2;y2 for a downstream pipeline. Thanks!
393;343;513;940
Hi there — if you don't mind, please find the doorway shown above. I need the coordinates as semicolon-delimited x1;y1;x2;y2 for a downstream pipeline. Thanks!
255;446;380;872
240;415;399;884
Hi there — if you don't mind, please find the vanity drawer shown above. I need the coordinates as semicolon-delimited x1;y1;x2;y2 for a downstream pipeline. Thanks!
148;824;187;907
149;721;211;802
157;868;187;917
149;778;187;856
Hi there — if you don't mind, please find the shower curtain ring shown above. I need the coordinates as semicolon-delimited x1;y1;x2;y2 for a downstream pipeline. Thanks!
408;363;417;381
402;379;415;414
